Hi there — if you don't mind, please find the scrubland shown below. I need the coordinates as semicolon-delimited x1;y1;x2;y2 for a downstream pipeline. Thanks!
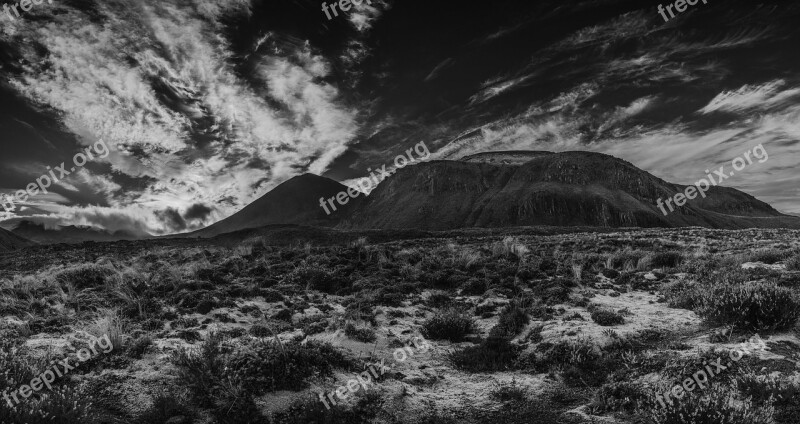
2;227;800;423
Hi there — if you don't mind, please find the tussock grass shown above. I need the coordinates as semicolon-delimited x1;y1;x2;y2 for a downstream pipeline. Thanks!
421;308;476;342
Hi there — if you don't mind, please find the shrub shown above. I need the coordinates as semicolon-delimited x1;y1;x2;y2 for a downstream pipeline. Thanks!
449;337;521;372
491;379;528;402
491;237;529;259
528;338;613;386
591;381;649;413
54;263;116;289
490;303;529;339
226;339;355;394
698;281;800;331
747;248;788;265
661;279;702;310
638;252;683;271
785;254;800;271
290;264;346;294
461;278;488;296
421;309;476;342
0;386;105;424
135;393;196;424
344;323;377;343
590;308;625;326
88;309;126;352
738;373;797;400
647;384;773;424
173;332;356;421
271;393;382;424
127;335;153;359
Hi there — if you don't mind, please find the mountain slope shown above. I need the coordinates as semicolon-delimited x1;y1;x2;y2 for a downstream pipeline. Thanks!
339;151;799;230
0;227;34;251
188;174;354;238
11;221;145;245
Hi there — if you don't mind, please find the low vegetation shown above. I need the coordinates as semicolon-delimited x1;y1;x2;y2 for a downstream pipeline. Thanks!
0;227;799;422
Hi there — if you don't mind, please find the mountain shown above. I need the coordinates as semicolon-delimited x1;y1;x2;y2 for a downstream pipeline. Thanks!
0;227;34;251
187;174;354;238
339;151;800;230
184;151;800;237
10;221;145;245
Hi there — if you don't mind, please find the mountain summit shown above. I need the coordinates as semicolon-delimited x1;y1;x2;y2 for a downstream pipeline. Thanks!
191;174;353;238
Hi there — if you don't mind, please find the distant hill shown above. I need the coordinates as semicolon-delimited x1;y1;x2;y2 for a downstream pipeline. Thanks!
0;227;34;251
184;151;800;237
339;151;800;230
11;221;145;245
186;174;355;238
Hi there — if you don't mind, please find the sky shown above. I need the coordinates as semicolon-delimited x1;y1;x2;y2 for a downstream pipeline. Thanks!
0;0;799;235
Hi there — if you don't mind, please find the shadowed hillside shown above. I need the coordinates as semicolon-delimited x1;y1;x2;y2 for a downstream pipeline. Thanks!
0;226;33;251
189;174;356;238
340;151;798;230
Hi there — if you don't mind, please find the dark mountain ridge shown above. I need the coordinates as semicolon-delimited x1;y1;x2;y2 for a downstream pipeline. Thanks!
189;174;355;238
342;151;793;230
179;150;800;238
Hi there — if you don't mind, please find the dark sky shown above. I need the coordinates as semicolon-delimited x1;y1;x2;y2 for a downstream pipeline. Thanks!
1;0;799;235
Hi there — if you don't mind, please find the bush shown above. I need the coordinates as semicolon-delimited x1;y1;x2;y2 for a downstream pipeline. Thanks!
135;393;196;424
590;309;625;326
647;384;773;424
698;281;800;331
490;303;529;339
54;263;116;289
461;278;488;296
290;264;347;294
591;381;649;413
226;339;355;394
638;252;683;270
421;309;476;342
449;337;521;372
271;393;382;424
661;279;702;310
344;323;377;343
785;254;800;271
747;248;788;265
0;386;105;424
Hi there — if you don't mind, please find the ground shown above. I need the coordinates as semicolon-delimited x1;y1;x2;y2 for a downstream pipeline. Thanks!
2;227;800;423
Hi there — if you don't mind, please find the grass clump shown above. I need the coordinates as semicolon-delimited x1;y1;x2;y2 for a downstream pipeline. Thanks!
698;281;800;331
421;308;476;342
172;332;356;423
344;322;377;343
590;308;625;326
449;336;521;372
54;263;117;289
647;384;773;424
637;251;683;271
490;302;529;339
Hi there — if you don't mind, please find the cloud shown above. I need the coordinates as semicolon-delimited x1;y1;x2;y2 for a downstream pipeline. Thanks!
699;80;800;115
1;0;362;234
